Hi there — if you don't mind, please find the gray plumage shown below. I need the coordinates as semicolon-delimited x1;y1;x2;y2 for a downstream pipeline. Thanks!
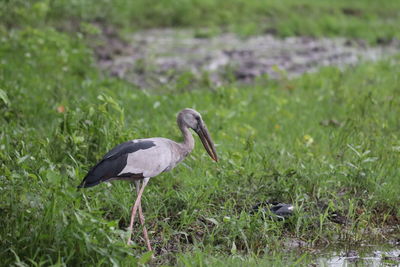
77;108;218;251
78;108;218;188
78;140;155;188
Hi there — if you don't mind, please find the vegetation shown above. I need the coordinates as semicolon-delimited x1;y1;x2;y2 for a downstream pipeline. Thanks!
1;0;399;266
1;0;400;42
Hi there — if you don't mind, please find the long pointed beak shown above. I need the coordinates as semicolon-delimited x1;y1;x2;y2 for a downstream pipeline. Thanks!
195;122;218;162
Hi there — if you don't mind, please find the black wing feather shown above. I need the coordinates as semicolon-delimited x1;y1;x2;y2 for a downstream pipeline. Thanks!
78;140;156;188
103;140;155;160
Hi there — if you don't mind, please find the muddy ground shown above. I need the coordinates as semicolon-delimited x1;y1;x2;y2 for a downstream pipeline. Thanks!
94;28;400;89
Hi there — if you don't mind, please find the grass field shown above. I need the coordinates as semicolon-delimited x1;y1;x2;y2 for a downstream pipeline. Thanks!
2;0;400;42
1;0;400;266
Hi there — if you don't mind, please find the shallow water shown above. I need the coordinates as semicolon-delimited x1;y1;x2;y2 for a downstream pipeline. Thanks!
317;245;400;266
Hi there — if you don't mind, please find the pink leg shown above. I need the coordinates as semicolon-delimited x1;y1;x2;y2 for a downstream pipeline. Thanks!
127;178;149;245
135;181;152;251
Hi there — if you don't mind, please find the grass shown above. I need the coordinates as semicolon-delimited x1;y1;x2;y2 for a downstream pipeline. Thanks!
1;0;400;43
1;26;400;265
1;0;400;266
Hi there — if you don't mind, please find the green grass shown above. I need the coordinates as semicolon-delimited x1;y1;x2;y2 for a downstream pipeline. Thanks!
1;25;400;265
1;0;400;43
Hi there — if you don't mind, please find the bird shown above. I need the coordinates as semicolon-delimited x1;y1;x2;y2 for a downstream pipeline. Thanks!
78;108;218;251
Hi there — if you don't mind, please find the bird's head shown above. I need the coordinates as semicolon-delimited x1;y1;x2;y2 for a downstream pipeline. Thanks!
178;108;218;162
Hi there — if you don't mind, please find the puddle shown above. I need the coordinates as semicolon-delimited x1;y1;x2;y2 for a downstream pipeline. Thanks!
96;29;400;89
316;245;400;266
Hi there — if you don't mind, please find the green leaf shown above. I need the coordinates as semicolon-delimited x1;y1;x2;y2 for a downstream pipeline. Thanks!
138;251;153;264
0;89;10;106
231;241;237;255
45;170;61;185
205;217;219;226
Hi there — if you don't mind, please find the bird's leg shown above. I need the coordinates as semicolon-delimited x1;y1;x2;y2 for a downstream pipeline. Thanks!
127;178;149;245
134;180;152;251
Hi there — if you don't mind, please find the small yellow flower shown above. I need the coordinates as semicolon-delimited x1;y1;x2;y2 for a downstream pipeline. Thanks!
303;134;314;146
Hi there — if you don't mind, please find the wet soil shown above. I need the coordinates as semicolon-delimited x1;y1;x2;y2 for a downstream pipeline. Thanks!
95;28;400;89
317;245;400;266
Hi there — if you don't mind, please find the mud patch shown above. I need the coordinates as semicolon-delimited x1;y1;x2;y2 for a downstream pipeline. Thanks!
96;29;400;89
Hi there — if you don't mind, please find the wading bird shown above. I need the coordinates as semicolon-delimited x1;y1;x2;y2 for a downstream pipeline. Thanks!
78;108;218;251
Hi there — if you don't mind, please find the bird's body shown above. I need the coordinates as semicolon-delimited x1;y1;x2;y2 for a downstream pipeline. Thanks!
78;137;190;188
78;108;218;252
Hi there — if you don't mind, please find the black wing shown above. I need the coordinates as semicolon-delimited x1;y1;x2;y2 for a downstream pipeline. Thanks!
77;140;156;188
102;140;155;160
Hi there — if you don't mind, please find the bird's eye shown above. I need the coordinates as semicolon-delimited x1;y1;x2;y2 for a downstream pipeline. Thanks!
195;115;201;121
